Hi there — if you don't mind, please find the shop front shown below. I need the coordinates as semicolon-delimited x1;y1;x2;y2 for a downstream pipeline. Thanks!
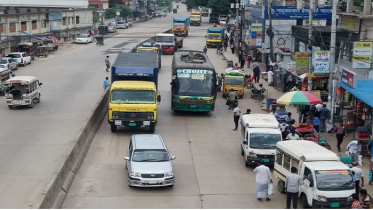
300;72;329;102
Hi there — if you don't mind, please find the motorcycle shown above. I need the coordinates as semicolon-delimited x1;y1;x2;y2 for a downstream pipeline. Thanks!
251;88;265;101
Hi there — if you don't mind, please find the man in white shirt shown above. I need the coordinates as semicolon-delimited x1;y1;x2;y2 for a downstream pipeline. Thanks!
233;104;241;131
254;160;273;201
347;140;359;163
267;70;274;86
315;103;323;112
286;128;301;140
350;162;364;199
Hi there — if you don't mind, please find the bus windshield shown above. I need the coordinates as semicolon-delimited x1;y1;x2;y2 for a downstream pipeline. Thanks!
173;69;216;97
111;90;156;104
315;170;354;191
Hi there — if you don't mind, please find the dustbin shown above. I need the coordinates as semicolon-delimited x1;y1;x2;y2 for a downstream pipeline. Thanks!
227;60;233;68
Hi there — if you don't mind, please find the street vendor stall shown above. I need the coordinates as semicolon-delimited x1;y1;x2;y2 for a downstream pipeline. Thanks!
300;72;329;102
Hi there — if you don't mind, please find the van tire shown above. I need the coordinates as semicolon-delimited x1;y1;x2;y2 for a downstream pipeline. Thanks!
8;105;13;109
149;124;155;133
29;101;34;108
302;195;310;209
278;180;286;194
241;147;244;156
245;161;250;167
111;124;117;132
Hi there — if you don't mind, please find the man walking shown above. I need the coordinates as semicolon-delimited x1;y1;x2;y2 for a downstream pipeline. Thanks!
285;167;305;209
319;104;330;132
203;46;207;54
227;89;236;110
331;120;347;152
233;103;240;131
253;62;260;83
103;77;110;90
254;160;273;201
105;56;111;72
351;162;364;198
347;140;359;163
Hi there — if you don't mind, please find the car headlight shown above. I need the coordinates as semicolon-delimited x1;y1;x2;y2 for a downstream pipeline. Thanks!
317;195;328;202
164;172;174;178
206;99;214;104
248;151;257;157
130;172;141;177
347;196;353;201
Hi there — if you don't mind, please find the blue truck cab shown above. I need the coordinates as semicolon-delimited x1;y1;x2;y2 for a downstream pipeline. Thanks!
206;27;225;48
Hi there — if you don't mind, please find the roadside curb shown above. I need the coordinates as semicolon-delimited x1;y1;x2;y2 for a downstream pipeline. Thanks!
39;28;172;209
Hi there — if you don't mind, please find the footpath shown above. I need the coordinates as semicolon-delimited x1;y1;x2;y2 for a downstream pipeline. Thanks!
222;50;373;196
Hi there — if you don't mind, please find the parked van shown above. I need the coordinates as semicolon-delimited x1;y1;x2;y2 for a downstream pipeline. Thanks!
125;134;176;187
240;114;282;167
275;140;354;208
4;76;42;108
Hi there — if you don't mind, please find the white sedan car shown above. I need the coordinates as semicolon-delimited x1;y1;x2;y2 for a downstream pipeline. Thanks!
75;34;92;44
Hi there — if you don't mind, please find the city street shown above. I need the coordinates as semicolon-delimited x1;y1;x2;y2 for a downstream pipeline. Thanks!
62;7;286;209
0;9;188;208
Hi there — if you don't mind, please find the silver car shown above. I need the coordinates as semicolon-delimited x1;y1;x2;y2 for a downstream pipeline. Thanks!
108;25;117;33
117;21;128;29
125;134;175;187
0;57;18;70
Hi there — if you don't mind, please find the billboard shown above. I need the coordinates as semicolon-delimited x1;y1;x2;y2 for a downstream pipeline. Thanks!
0;0;88;8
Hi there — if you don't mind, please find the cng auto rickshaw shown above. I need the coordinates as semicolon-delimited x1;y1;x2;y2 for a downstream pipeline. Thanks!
36;46;49;58
43;39;55;54
222;69;245;98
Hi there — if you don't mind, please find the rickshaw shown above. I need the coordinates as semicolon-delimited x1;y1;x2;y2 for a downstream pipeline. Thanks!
36;46;49;58
96;35;104;45
43;39;55;54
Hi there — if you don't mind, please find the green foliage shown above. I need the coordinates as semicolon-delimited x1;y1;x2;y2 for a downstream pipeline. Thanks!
207;0;230;12
353;0;363;6
105;8;116;19
120;6;132;18
186;0;209;8
104;6;132;19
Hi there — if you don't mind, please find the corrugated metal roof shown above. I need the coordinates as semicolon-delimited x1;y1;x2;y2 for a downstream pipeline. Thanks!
338;79;373;107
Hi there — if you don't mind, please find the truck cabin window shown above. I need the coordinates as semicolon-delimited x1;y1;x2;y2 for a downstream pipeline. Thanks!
173;23;184;28
111;90;155;104
207;34;221;40
138;49;156;54
314;170;354;191
225;77;243;86
156;36;174;42
190;15;199;19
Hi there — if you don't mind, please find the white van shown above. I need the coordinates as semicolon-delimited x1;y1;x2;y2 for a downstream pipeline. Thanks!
4;76;42;108
275;140;354;209
240;114;282;167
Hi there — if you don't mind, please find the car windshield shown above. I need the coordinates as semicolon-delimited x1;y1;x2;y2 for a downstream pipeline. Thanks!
78;34;88;38
173;23;184;28
249;133;282;149
111;90;155;104
8;54;21;58
156;36;174;42
132;149;169;162
138;49;156;54
172;69;216;97
225;77;243;85
315;170;354;191
0;60;7;64
117;21;124;24
207;34;221;40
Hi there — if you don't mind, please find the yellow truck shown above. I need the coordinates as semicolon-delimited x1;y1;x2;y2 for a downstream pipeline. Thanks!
190;11;202;26
172;17;190;36
222;71;245;98
109;52;161;133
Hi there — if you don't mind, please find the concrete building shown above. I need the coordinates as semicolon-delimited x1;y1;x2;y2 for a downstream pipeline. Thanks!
89;0;109;9
0;7;94;55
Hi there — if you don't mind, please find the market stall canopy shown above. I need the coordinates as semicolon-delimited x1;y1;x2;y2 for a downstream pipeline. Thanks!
277;91;322;105
338;80;373;108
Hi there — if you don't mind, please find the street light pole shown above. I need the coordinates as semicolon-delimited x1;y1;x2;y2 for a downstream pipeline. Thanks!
307;0;315;91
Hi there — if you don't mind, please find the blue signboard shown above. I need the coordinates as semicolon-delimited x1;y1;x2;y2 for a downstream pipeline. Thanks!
250;16;266;49
264;6;332;19
48;13;63;21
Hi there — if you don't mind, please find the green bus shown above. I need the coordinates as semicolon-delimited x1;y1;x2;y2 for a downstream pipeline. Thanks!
171;50;217;112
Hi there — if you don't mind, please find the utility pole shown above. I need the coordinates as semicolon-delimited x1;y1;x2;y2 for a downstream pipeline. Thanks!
239;1;244;54
328;0;337;120
267;0;275;64
235;0;239;56
307;0;315;91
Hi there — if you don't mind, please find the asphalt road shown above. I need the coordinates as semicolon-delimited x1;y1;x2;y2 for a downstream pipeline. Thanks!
62;5;287;209
0;8;187;209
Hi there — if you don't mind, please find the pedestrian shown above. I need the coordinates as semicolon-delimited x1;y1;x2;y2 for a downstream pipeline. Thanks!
254;160;273;202
319;104;330;132
351;193;362;209
105;56;111;72
285;167;305;209
267;70;274;86
103;77;110;90
286;127;301;140
229;36;234;45
243;109;251;115
239;52;245;69
312;116;321;132
227;88;236;110
233;103;240;131
223;40;228;51
203;46;207;54
331;120;347;152
347;140;360;163
351;162;365;198
360;189;371;209
246;54;252;68
230;43;235;54
218;73;224;92
315;103;323;112
253;62;260;83
285;112;292;123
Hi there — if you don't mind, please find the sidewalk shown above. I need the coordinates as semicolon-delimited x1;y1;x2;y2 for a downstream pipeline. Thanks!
223;50;373;195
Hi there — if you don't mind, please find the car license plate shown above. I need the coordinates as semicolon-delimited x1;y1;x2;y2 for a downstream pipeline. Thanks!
190;105;197;108
143;121;150;126
148;180;157;184
262;159;270;163
129;123;136;126
212;44;216;46
330;203;340;208
115;120;122;126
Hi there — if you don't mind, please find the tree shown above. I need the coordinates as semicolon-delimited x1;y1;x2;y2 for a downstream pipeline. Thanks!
207;0;230;12
120;6;132;18
186;0;209;8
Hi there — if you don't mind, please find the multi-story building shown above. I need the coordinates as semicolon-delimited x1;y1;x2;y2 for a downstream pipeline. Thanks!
89;0;109;9
0;7;94;55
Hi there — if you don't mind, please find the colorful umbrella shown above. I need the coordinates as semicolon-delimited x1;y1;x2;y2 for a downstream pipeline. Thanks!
276;91;322;105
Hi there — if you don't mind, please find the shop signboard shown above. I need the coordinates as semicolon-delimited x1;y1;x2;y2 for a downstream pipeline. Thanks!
50;21;60;31
340;16;360;32
288;62;295;72
352;41;373;69
250;22;263;48
341;68;357;89
48;13;63;21
309;90;321;98
263;6;332;19
314;51;330;71
295;52;308;74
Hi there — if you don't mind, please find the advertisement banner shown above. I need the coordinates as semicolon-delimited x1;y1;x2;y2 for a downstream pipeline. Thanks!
295;52;308;74
264;6;332;19
250;23;263;48
314;51;330;71
48;13;63;21
50;21;60;31
352;41;373;69
341;69;357;89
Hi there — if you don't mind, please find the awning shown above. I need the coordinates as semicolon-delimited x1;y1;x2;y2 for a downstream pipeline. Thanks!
114;67;154;76
17;31;45;40
338;80;373;107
